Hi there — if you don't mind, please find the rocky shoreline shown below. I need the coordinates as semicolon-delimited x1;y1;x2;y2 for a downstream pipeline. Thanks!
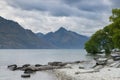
7;52;120;80
53;53;120;80
7;61;83;78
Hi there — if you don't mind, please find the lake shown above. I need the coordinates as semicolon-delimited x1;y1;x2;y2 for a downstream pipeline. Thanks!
0;49;92;80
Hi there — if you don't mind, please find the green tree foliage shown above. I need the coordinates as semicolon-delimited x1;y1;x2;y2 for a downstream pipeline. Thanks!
110;8;120;22
85;8;120;55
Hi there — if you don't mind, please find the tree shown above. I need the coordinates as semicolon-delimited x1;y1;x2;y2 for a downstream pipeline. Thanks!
85;29;113;55
110;9;120;49
109;8;120;22
113;30;120;49
85;8;120;55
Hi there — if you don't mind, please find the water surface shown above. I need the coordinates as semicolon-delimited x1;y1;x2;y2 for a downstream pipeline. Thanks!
0;49;91;80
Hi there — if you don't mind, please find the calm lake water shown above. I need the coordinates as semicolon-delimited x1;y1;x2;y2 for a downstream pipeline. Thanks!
0;49;92;80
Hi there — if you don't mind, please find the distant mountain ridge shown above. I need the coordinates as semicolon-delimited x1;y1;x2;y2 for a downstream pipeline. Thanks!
0;16;89;49
0;16;55;49
37;27;89;49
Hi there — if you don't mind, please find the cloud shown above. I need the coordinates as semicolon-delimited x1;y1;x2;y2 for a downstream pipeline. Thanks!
6;0;110;18
0;0;118;36
109;0;120;9
63;0;110;12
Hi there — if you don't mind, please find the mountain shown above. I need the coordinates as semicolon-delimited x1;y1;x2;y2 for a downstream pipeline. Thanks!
0;16;55;49
36;32;44;38
0;16;89;49
37;27;89;49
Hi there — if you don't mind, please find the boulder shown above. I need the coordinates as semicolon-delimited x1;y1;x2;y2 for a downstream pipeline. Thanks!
8;64;17;71
96;53;106;58
37;65;62;71
113;56;120;61
22;64;31;68
21;74;30;78
24;68;36;74
74;61;82;63
79;66;84;69
106;59;114;66
96;58;107;65
35;64;42;67
24;66;37;74
48;62;62;66
16;67;23;70
111;54;120;61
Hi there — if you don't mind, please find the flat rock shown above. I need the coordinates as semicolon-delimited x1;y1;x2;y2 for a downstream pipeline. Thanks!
21;74;30;78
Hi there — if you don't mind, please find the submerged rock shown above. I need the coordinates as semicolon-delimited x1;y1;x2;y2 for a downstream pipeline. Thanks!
21;74;31;78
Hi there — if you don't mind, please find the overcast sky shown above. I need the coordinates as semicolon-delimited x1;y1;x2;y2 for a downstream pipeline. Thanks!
0;0;120;36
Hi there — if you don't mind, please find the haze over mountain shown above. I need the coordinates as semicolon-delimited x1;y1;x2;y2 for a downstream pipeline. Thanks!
37;27;89;49
0;16;55;49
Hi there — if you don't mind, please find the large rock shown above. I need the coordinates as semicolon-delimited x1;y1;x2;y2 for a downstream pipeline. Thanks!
48;62;63;66
24;66;37;73
21;74;30;78
35;64;42;67
8;64;17;71
96;58;107;65
22;64;31;68
111;54;120;61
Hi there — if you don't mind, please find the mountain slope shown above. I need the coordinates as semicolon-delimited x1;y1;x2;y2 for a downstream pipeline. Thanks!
0;16;55;49
37;27;89;49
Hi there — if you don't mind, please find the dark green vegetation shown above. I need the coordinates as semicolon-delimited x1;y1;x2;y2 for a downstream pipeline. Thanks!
85;8;120;55
0;16;88;49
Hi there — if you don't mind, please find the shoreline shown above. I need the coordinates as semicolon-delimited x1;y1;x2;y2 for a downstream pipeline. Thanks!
53;53;120;80
54;67;120;80
6;52;120;80
5;60;120;80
